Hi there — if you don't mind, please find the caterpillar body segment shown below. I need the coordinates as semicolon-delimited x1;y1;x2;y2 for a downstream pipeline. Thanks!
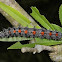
0;26;62;40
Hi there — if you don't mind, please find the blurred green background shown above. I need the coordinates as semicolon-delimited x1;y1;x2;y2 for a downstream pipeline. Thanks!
0;0;62;62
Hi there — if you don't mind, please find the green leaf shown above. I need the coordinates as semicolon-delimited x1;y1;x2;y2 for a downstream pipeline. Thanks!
35;38;62;45
0;37;33;42
7;42;23;49
51;24;62;33
0;2;33;28
59;4;62;25
30;6;55;30
7;42;35;49
35;38;59;43
35;41;62;46
7;40;62;49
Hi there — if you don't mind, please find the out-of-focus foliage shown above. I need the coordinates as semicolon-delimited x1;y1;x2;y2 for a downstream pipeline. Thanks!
59;4;62;25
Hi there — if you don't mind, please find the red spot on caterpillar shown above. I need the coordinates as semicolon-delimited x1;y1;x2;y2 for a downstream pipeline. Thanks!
56;33;58;36
24;30;28;34
41;32;44;35
18;29;21;33
49;32;52;36
13;30;16;33
32;31;36;35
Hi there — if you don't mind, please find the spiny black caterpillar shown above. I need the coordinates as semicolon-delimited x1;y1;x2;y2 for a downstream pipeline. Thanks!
0;26;62;40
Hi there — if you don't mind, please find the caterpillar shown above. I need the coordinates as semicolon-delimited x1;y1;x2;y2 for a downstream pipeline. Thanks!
0;26;62;40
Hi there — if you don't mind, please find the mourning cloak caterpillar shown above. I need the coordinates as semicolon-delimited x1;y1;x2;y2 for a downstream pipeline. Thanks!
0;26;62;40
